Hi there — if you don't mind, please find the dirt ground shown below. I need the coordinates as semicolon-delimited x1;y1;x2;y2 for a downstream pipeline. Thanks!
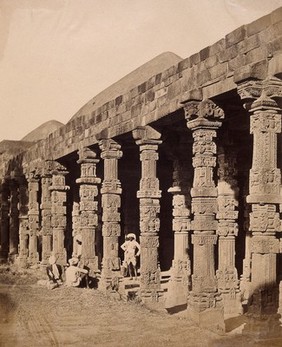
1;266;282;347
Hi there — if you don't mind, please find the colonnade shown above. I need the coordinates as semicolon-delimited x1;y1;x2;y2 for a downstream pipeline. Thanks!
0;78;282;330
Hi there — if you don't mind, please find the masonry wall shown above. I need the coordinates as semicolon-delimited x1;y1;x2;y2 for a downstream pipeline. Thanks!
22;7;282;164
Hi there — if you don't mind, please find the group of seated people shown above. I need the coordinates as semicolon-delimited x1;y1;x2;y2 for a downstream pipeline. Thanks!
46;255;89;289
45;232;141;289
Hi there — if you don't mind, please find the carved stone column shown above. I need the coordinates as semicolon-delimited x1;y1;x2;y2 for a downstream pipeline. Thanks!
240;172;252;302
8;179;19;259
216;149;242;316
0;181;10;261
133;126;163;303
17;175;29;267
183;97;224;331
71;201;80;256
99;139;122;289
40;162;53;265
27;172;40;265
166;157;192;308
76;148;100;272
237;77;282;332
49;163;69;264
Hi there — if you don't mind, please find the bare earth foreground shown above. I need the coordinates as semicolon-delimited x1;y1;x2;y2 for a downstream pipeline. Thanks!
1;267;282;347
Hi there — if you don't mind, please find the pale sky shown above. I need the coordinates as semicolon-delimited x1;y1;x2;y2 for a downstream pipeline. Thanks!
0;0;282;141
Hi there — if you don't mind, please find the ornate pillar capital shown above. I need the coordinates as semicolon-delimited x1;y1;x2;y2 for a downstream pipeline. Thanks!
76;148;101;186
237;76;282;110
41;160;55;178
183;98;224;130
50;162;70;192
77;147;99;164
99;139;123;160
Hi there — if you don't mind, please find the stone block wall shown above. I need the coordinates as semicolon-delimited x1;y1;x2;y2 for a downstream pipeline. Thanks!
22;7;282;165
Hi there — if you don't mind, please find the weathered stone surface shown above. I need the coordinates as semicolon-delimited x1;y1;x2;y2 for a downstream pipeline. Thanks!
225;25;246;48
236;76;282;321
1;8;282;326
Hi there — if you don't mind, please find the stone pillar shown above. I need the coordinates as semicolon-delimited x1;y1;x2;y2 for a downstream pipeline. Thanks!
99;139;122;289
71;201;80;257
76;148;100;272
166;158;192;309
240;173;252;303
183;97;224;332
40;162;53;265
17;175;29;267
8;179;19;259
216;149;242;316
0;181;10;261
133;126;163;303
49;163;69;264
237;77;282;336
27;173;40;265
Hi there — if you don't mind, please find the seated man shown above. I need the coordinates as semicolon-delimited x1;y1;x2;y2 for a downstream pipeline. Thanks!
46;255;63;289
65;257;89;288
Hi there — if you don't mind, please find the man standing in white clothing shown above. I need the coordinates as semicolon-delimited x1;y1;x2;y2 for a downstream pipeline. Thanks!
121;233;141;280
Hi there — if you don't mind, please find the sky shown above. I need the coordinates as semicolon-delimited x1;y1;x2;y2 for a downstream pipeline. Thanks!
0;0;282;141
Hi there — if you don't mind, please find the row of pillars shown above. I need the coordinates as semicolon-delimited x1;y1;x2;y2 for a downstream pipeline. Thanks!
0;77;281;324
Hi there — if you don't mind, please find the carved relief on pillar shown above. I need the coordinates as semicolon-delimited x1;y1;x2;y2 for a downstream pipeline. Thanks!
139;198;160;234
250;204;281;234
76;147;100;271
16;175;29;266
27;172;40;264
236;76;282;319
49;162;69;264
18;216;29;262
133;126;163;302
168;158;192;283
237;77;282;204
98;139;122;286
216;149;242;315
40;162;53;264
183;97;224;318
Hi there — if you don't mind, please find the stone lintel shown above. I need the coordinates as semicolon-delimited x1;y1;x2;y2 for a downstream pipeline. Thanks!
133;125;162;145
187;118;223;130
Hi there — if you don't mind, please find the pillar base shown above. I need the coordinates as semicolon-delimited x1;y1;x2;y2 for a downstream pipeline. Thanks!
15;255;28;268
187;291;225;333
8;253;18;263
98;270;122;292
27;254;39;267
165;277;189;310
221;290;243;318
82;256;99;274
140;289;165;310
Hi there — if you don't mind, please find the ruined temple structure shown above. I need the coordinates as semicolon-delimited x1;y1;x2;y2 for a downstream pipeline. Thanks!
1;8;282;334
